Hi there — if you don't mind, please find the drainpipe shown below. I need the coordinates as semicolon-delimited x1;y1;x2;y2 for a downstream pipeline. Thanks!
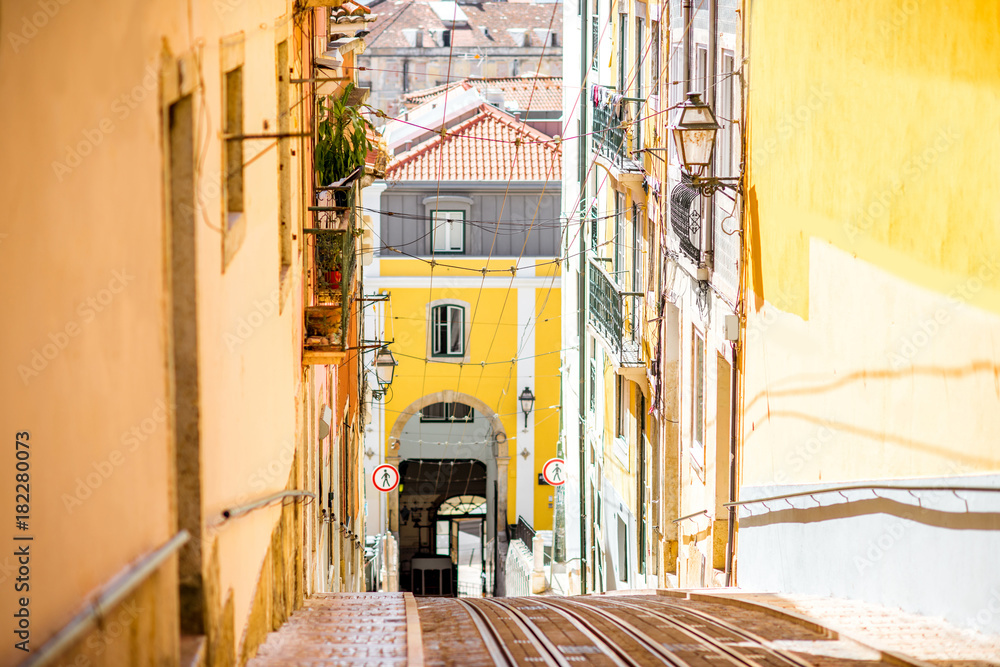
724;351;737;586
683;0;692;95
578;0;590;596
705;0;717;265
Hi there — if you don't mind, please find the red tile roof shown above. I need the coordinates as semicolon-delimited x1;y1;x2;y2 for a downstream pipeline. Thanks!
365;0;563;49
386;104;562;182
403;76;562;113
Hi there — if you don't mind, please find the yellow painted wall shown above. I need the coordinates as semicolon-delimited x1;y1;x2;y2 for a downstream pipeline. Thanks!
380;265;561;528
743;0;1000;486
0;0;327;663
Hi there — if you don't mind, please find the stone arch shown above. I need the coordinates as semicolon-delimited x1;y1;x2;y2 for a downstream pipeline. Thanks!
386;391;509;541
389;390;506;453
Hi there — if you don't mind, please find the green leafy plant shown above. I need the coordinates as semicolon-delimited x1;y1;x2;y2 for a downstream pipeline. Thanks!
315;84;375;186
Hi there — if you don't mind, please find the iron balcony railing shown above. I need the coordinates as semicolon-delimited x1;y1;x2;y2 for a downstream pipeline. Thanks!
591;85;640;171
304;227;355;350
588;259;624;355
670;175;702;263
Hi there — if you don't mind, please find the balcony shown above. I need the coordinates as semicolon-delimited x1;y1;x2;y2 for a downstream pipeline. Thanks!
588;259;624;355
591;85;640;173
670;176;702;263
304;225;356;364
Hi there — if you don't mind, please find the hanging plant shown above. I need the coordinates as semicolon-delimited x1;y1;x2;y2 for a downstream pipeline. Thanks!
315;83;376;186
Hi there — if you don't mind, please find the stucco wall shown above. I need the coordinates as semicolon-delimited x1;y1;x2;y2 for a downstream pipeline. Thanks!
740;0;1000;630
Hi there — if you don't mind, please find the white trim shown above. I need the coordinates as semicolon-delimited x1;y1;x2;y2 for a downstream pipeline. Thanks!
516;286;536;526
368;276;559;289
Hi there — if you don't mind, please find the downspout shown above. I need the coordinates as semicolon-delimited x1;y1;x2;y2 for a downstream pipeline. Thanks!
724;353;737;585
683;0;692;95
705;0;717;264
578;0;590;596
725;0;749;588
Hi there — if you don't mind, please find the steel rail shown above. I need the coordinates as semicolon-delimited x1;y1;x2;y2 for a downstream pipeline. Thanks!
725;483;1000;509
220;490;316;521
459;599;563;667
607;597;813;667
22;531;190;667
530;597;687;667
496;598;639;667
486;599;579;667
454;598;520;667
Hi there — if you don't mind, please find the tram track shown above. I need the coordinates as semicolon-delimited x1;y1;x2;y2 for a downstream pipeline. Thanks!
454;596;823;667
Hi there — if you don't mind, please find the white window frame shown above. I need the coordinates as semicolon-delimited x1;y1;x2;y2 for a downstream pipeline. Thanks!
427;299;471;362
423;195;473;255
431;210;465;253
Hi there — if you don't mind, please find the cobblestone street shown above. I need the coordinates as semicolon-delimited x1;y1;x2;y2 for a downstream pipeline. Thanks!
244;591;1000;666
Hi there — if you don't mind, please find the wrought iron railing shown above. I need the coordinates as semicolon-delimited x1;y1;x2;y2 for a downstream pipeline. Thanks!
592;92;627;168
513;516;535;547
304;228;354;350
588;259;624;354
670;176;702;263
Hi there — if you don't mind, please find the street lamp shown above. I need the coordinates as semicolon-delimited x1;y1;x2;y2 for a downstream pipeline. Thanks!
671;92;741;197
372;346;397;400
519;387;535;427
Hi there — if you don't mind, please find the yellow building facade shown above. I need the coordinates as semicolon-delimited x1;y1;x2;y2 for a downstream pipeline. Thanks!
364;102;563;595
0;2;378;664
740;0;1000;632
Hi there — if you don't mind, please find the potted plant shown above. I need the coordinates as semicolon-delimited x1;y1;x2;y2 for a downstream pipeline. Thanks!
315;83;375;188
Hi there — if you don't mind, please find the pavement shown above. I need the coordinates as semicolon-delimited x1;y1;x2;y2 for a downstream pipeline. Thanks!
713;591;1000;666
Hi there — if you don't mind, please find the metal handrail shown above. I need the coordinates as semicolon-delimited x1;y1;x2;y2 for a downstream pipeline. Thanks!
726;483;1000;509
23;531;190;667
221;490;316;521
672;509;709;524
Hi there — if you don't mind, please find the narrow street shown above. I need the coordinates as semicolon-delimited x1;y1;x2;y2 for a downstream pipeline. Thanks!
3;0;1000;665
246;591;1000;666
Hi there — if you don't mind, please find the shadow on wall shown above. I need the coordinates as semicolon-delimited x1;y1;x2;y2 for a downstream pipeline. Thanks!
740;497;1000;531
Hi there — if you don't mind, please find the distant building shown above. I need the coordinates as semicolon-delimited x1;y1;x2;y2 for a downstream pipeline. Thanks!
364;100;563;596
402;75;563;136
358;0;563;119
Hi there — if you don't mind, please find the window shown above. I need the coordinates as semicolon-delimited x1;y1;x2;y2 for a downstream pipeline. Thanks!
615;375;626;438
692;328;706;476
617;514;629;582
651;22;660;97
224;66;244;219
617;14;627;89
588;337;597;414
717;51;735;178
431;304;465;356
634;17;643;150
221;39;246;270
276;41;292;304
695;45;708;95
432;210;465;253
420;402;474;422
